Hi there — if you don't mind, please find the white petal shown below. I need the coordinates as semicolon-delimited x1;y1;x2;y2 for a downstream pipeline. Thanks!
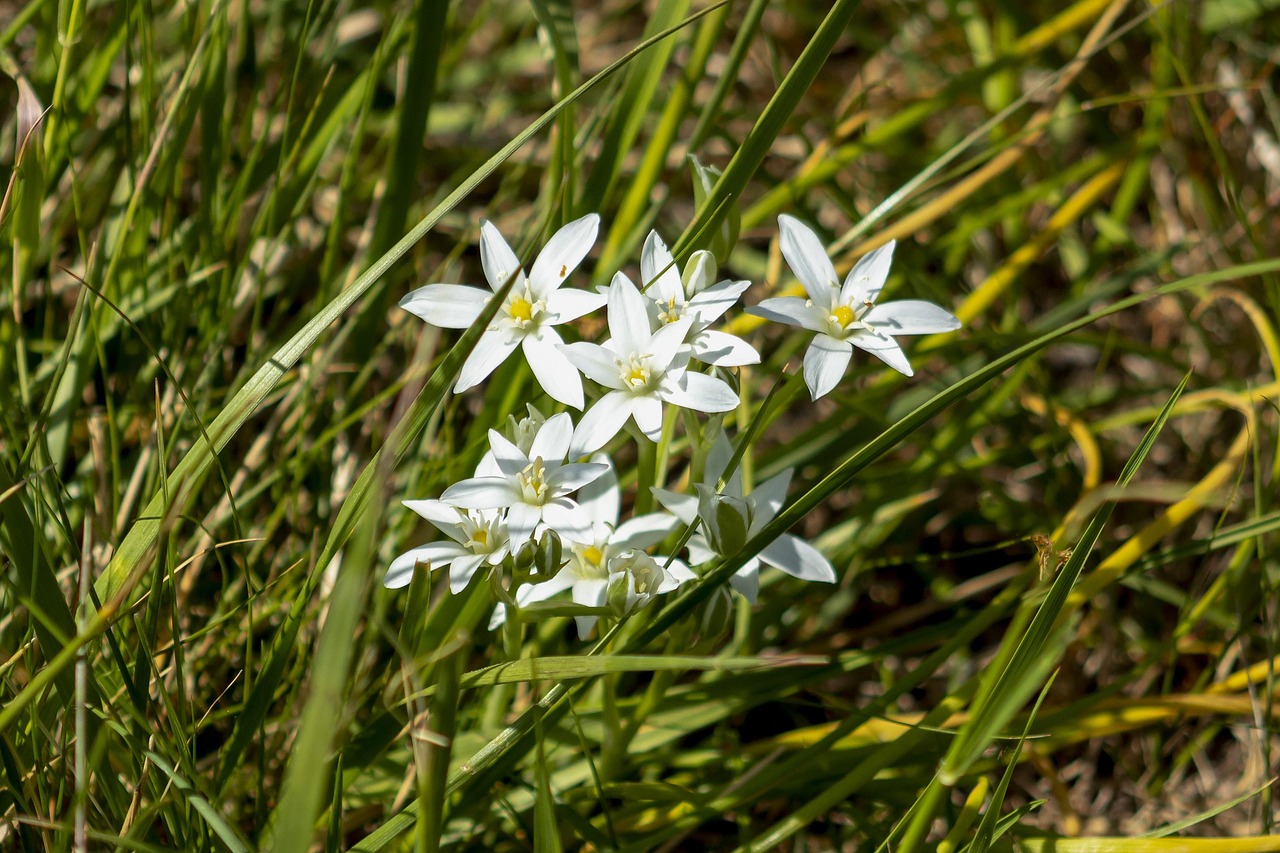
748;297;827;334
559;341;625;390
576;456;620;526
690;329;759;367
730;563;760;604
849;329;914;376
657;559;695;592
651;487;698;526
546;288;607;323
646;317;694;370
864;299;961;336
802;334;853;400
687;537;720;565
449;553;488;593
480;220;525;292
759;534;836;583
571;578;609;607
384;543;462;589
682;250;716;296
704;430;734;486
632;395;664;440
529;213;599;293
440;477;520;509
747;470;792;529
841;240;895;305
547;462;610;493
686;278;751;326
506;502;542;543
606;272;653;355
530;411;575;463
640;230;683;301
455;330;519;392
778;214;838;307
486;430;529;476
662;371;739;413
523;332;584;409
399;284;489;328
542;500;594;543
614;512;681;548
403;499;468;542
570;393;635;457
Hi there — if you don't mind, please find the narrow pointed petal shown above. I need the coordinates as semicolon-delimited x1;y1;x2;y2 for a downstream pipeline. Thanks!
748;297;827;333
842;240;895;305
506;502;542;543
704;431;734;486
748;470;793;528
760;534;836;583
547;462;609;493
657;559;695;592
662;371;739;413
384;543;462;589
441;477;520;508
523;332;584;409
529;411;575;462
778;214;838;307
403;499;469;544
864;299;961;336
571;392;635;456
647;317;694;369
632;395;664;440
448;553;488;593
479;220;525;292
485;429;529;476
730;563;761;604
399;284;489;328
529;213;599;293
571;578;609;608
687;278;751;325
559;341;625;389
691;329;760;366
802;334;853;400
687;537;720;566
849;330;913;376
651;487;698;525
576;455;620;527
546;287;607;323
607;272;652;355
640;230;683;301
542;500;595;543
614;512;681;548
455;330;519;392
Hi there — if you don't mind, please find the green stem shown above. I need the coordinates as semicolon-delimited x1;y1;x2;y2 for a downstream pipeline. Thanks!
420;633;465;853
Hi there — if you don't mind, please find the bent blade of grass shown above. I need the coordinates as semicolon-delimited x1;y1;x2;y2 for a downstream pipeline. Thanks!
95;0;729;606
937;371;1191;784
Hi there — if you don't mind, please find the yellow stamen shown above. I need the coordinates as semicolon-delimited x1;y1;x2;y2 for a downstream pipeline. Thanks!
832;305;855;328
472;529;488;547
509;297;534;322
581;546;603;567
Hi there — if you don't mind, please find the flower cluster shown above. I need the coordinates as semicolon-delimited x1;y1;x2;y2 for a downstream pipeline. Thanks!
387;213;959;636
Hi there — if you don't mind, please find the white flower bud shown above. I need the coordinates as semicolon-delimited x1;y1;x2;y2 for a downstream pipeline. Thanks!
695;483;753;555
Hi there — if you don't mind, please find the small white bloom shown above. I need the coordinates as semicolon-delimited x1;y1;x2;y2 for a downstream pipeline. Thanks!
748;215;961;400
560;273;740;456
640;231;759;368
439;412;608;544
384;501;510;593
489;456;684;636
399;215;606;408
653;430;835;604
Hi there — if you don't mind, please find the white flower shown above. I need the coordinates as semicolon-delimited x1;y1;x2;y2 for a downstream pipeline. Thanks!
560;273;740;456
399;215;606;408
384;501;510;592
439;412;608;544
489;456;685;636
653;431;835;604
639;231;759;368
748;215;960;400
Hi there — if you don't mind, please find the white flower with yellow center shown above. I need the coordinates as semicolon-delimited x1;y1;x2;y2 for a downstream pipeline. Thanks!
638;231;759;368
384;501;510;593
748;215;961;400
398;215;606;408
439;413;608;544
560;273;740;456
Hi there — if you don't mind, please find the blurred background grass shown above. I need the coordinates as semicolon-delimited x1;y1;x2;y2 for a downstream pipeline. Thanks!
1;0;1279;849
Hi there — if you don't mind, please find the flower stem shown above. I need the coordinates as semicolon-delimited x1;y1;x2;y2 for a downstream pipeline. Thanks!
418;631;465;853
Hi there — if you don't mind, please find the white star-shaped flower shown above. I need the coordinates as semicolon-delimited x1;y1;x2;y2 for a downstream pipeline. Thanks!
384;501;510;593
639;231;759;368
560;273;740;456
653;430;834;604
438;412;608;544
748;215;961;400
399;215;606;408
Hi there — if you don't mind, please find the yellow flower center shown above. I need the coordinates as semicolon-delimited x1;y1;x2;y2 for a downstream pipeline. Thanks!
516;458;549;504
581;545;603;567
832;305;856;328
658;296;684;324
509;297;534;322
471;529;488;547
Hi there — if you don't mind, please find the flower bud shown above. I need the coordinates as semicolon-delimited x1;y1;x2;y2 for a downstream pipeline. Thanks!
695;483;753;555
506;404;548;456
605;550;666;618
682;250;717;297
689;154;739;265
531;528;564;577
695;586;735;646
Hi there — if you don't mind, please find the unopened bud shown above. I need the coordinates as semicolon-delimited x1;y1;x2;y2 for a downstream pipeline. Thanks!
682;250;717;297
507;404;547;455
605;550;666;618
695;484;752;555
532;528;564;577
689;155;740;265
696;586;735;646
